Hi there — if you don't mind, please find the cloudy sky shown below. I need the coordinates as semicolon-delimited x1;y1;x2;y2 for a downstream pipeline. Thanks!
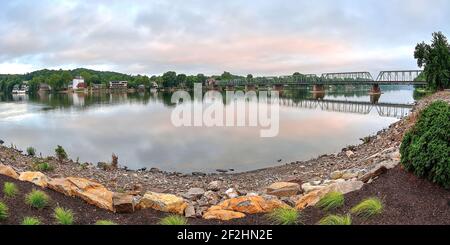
0;0;449;76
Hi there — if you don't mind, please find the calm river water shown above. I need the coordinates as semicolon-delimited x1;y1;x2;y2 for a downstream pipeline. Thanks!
0;86;417;173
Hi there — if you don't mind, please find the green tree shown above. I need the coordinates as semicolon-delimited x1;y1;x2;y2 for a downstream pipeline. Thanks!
196;74;207;85
162;71;177;88
176;74;187;87
220;71;233;80
414;32;450;90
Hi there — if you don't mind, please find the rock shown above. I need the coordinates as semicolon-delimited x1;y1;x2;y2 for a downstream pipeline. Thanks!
47;178;73;196
203;190;220;205
266;182;301;197
0;164;19;179
203;209;246;221
214;196;289;214
330;170;343;180
113;192;135;213
225;188;239;199
192;172;206;177
301;182;328;194
377;159;400;170
359;165;388;183
207;180;222;191
66;177;114;211
184;204;196;218
183;188;205;200
216;169;228;173
149;168;161;173
137;191;187;214
345;150;355;158
296;180;364;210
19;171;48;188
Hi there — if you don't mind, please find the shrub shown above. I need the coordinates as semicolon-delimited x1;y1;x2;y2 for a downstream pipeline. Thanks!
350;197;383;218
95;220;118;225
22;217;41;225
3;182;19;198
158;215;188;225
0;202;8;220
317;191;344;211
55;145;68;162
25;190;50;209
318;214;351;225
400;101;450;188
26;147;36;156
54;207;74;225
33;162;54;172
266;207;301;225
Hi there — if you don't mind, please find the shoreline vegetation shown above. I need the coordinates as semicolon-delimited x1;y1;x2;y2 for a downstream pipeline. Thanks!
0;91;449;225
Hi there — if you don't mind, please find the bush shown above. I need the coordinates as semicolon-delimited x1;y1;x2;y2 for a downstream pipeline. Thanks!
317;191;344;211
3;182;19;198
318;214;351;225
158;215;188;225
400;101;450;188
55;145;68;162
26;147;36;156
0;202;8;220
22;217;41;225
25;190;50;209
95;220;118;225
54;207;74;225
350;197;383;218
266;207;301;225
33;162;54;172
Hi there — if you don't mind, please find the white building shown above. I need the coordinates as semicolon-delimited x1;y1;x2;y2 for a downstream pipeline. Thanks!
72;76;85;89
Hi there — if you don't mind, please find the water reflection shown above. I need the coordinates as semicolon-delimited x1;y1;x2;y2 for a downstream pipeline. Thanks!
0;86;416;173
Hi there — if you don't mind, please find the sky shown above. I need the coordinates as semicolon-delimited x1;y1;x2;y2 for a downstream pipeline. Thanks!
0;0;449;77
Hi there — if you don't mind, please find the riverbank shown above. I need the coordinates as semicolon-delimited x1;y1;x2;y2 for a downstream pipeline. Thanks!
0;91;449;220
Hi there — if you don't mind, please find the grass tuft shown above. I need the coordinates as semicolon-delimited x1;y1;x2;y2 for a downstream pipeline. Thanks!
3;182;19;198
22;217;41;225
350;197;383;218
0;202;8;220
54;207;74;225
33;162;54;172
25;190;50;209
95;220;118;225
159;215;188;225
266;207;301;225
27;147;36;156
318;214;352;225
317;191;344;211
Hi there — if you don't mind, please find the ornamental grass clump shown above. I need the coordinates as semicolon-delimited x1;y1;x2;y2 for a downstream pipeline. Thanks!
400;101;450;189
0;202;8;221
266;207;301;225
26;147;36;156
3;182;19;198
350;197;383;218
22;217;41;225
95;220;118;225
54;207;74;225
317;191;344;211
318;214;352;225
159;215;188;225
25;190;50;209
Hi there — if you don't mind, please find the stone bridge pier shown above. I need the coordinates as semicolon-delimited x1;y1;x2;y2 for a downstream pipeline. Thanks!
312;84;325;93
272;84;284;91
245;84;257;91
370;84;381;94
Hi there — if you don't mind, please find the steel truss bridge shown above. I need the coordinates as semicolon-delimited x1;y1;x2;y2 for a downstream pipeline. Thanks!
278;98;413;119
218;70;426;86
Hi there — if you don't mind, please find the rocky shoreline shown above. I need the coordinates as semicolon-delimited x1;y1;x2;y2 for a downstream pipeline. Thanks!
1;91;449;219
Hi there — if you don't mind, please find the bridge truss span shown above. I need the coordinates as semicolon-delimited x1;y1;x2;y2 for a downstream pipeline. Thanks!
376;70;423;83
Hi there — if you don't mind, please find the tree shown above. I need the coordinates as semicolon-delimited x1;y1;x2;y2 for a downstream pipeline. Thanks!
162;71;177;88
176;74;187;87
196;73;206;85
414;32;450;90
246;74;253;82
220;71;233;80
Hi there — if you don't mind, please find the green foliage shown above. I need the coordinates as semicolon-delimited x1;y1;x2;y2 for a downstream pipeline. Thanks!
25;190;50;209
0;202;8;220
318;214;352;225
22;217;41;225
3;182;19;198
55;145;68;162
414;32;450;90
400;101;450;188
33;162;54;172
158;215;188;225
266;207;301;225
26;147;36;156
350;198;383;218
54;207;74;225
317;191;345;211
95;220;118;225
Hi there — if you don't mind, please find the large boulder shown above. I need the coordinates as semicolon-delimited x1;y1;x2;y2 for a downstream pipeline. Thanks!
183;188;205;200
137;191;187;215
112;192;136;213
19;171;48;188
203;208;246;221
266;182;301;197
0;164;19;179
214;196;289;214
207;181;223;191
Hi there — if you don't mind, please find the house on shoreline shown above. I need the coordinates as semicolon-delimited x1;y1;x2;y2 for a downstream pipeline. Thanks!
109;81;128;89
72;76;87;90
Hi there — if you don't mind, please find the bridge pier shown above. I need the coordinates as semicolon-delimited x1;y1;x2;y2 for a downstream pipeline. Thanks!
245;84;257;91
370;93;381;104
369;84;381;94
272;84;284;91
226;85;235;91
311;84;325;93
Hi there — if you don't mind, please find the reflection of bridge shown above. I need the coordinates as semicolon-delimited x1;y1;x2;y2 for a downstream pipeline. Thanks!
217;70;426;94
278;98;413;119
